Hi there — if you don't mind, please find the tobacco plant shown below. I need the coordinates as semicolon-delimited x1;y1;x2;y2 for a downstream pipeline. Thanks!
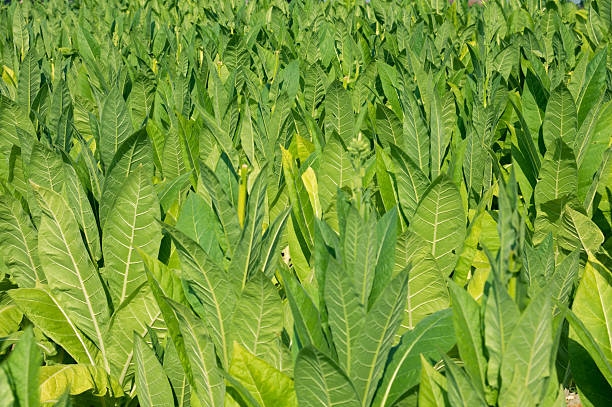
0;0;611;406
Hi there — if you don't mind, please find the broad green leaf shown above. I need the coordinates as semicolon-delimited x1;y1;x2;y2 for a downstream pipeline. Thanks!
601;0;612;28
325;81;354;144
38;364;123;404
12;3;29;57
542;84;577;148
0;368;15;407
157;172;192;213
547;251;580;316
571;260;612;373
429;92;455;179
230;273;284;366
373;309;455;407
0;194;44;286
229;342;298;407
448;281;486;395
376;104;403;148
376;146;397;213
0;298;22;336
99;129;153;229
134;334;174;407
138;250;184;304
163;224;236;368
16;49;40;112
411;177;466;276
103;165;161;305
403;93;430;175
259;207;291;277
325;258;365;376
128;75;155;128
533;139;577;237
523;234;555;296
566;306;612;387
574;94;606;169
483;278;520;390
75;134;102;201
177;114;200;187
443;356;487;407
170;300;225;407
342;207;377;305
499;294;553;406
295;346;360;407
32;183;110;372
584;147;612;216
319;134;355;212
144;269;195;398
576;49;607;126
463;130;488;202
377;61;402;119
100;87;133;167
399;254;449;335
105;285;165;385
577;98;612;200
303;65;326;118
368;208;399;308
351;271;409;406
29;142;65;193
390;145;430;221
228;168;267;290
163;338;191;407
63;163;101;261
282;147;315;246
240;100;257;166
175;192;223;262
6;328;41;407
199;164;241;255
418;355;447;407
279;263;329;354
559;206;604;256
9;288;98;365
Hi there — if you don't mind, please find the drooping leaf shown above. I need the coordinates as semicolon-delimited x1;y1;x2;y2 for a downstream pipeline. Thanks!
32;183;111;372
38;364;123;404
9;288;98;365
